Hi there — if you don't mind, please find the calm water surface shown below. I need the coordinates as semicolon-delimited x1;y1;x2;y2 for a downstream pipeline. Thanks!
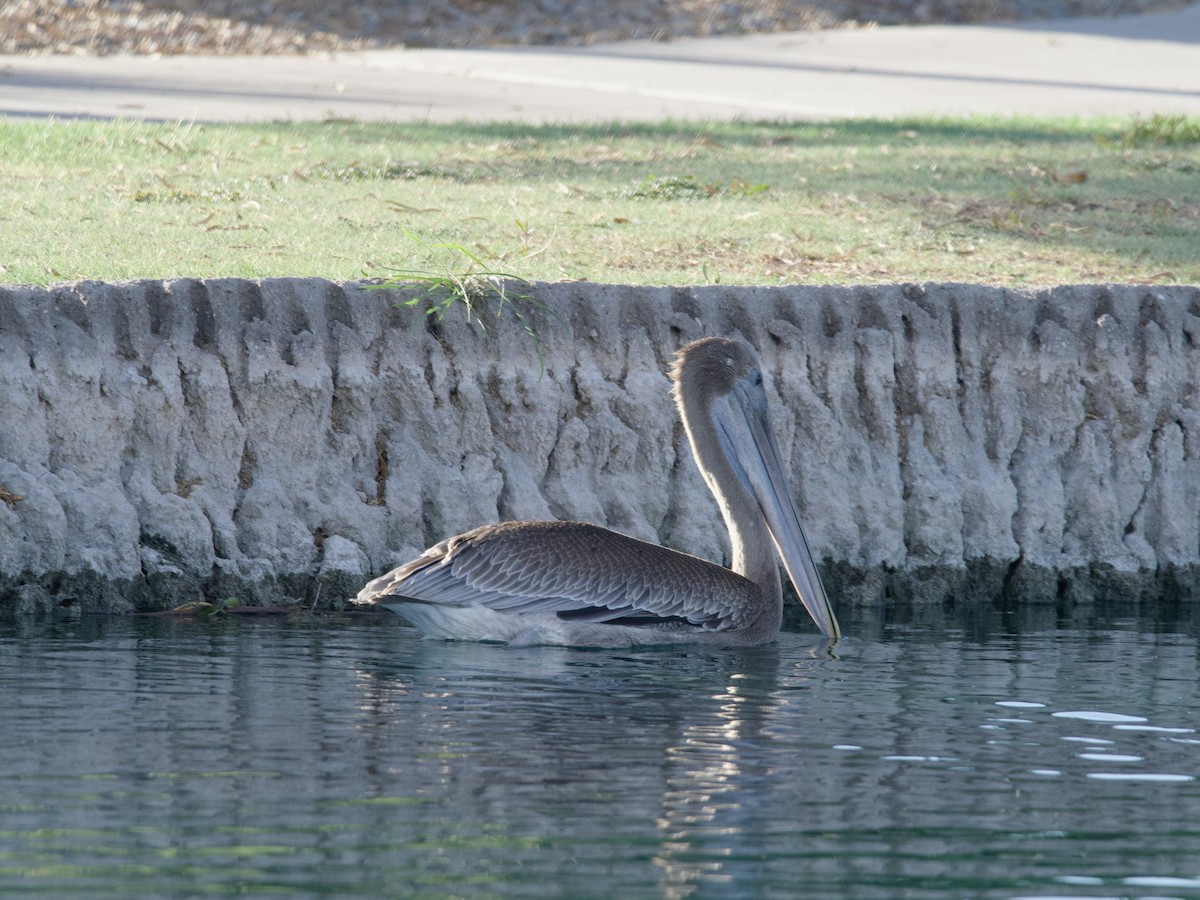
2;607;1200;898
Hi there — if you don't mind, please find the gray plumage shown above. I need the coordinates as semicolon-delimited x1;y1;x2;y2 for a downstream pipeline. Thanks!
354;337;840;647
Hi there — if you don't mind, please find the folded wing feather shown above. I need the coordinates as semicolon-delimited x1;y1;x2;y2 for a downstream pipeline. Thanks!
358;520;758;631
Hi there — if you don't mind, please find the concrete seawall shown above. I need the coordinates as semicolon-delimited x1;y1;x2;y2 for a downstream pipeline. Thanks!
2;278;1199;616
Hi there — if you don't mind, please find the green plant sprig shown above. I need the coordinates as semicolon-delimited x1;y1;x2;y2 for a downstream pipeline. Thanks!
368;230;550;370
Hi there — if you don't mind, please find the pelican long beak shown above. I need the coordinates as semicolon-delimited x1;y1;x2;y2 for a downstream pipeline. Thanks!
733;378;841;642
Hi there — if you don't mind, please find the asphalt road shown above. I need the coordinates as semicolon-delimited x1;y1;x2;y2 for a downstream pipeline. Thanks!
2;4;1198;122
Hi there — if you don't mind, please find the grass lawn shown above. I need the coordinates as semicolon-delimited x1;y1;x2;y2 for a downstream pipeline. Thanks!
1;114;1197;287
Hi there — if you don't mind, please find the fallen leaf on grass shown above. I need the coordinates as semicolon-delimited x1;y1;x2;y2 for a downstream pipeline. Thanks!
1051;169;1088;184
1132;271;1178;284
833;243;868;262
387;201;441;213
205;223;267;233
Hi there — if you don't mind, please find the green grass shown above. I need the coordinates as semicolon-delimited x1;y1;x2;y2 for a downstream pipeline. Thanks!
1;115;1197;287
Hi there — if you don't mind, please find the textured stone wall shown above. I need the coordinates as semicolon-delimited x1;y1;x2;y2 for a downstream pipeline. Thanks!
2;278;1198;614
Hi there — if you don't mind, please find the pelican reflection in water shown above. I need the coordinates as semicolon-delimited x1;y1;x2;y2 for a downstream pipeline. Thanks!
354;337;840;647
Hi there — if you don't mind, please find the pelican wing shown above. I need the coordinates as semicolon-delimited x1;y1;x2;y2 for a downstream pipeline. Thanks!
357;520;760;631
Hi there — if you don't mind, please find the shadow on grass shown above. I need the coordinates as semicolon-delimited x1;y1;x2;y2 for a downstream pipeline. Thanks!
274;115;1128;149
225;114;1197;277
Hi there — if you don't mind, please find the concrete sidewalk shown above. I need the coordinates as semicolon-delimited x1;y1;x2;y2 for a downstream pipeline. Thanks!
1;4;1198;122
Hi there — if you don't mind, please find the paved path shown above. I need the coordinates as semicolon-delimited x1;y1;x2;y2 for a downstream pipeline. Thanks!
2;4;1198;122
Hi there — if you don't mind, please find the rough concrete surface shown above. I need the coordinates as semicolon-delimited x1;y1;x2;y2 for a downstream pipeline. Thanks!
2;278;1199;617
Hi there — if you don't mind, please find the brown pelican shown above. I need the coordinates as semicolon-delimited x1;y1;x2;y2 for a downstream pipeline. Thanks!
354;337;840;647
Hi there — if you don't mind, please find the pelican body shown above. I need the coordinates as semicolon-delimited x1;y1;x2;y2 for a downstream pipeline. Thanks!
354;338;840;647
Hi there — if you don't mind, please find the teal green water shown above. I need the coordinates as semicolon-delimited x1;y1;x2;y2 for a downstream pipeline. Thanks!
2;608;1199;898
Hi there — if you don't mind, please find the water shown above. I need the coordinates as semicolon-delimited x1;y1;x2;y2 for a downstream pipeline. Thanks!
2;607;1200;898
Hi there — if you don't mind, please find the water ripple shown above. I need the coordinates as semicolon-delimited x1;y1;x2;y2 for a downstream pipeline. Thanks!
3;617;1200;897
